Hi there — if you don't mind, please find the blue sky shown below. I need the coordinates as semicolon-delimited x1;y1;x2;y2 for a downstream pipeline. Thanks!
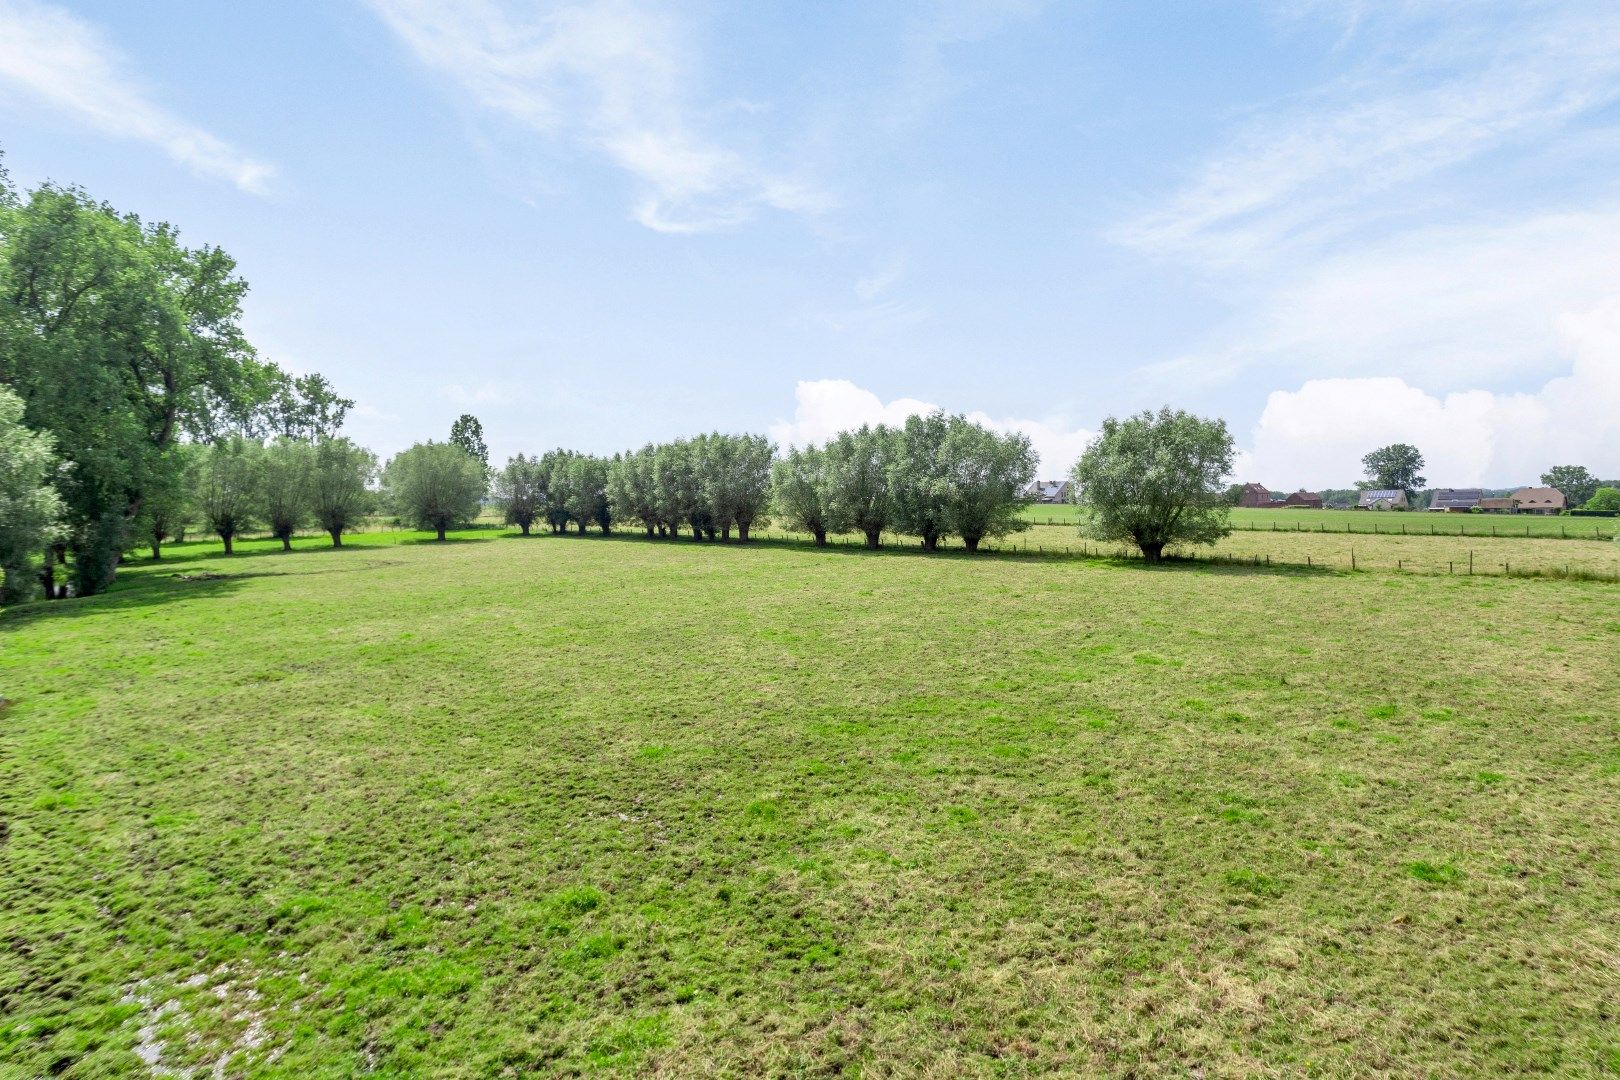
2;0;1617;487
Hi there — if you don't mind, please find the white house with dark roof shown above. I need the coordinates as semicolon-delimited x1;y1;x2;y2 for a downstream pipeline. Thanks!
1357;489;1409;510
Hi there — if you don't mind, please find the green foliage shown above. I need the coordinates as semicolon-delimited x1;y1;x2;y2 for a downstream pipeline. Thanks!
772;445;836;545
382;441;486;540
0;174;329;594
1583;486;1620;513
197;437;263;555
135;443;200;559
308;437;378;546
1541;465;1599;508
825;424;897;548
0;385;65;603
449;414;489;473
890;413;953;551
1361;443;1426;497
492;453;547;535
1072;407;1234;562
261;437;315;551
606;446;660;536
265;371;353;441
940;417;1036;551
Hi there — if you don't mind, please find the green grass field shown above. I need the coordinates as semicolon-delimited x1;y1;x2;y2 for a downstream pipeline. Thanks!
1022;503;1620;539
4;529;1620;1075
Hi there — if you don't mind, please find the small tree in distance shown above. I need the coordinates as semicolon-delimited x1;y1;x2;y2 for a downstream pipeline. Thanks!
1583;487;1620;512
309;437;377;546
943;418;1036;552
449;414;489;474
1541;465;1598;508
382;441;485;541
1361;443;1425;501
1071;408;1234;563
492;453;546;535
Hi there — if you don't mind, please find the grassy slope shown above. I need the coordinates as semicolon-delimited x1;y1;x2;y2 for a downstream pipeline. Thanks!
3;531;1620;1076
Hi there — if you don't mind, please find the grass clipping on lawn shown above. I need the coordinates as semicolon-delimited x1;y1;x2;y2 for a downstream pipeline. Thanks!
2;529;1619;1076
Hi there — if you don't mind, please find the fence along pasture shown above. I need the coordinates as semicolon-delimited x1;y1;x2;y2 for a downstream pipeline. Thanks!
1028;514;1614;541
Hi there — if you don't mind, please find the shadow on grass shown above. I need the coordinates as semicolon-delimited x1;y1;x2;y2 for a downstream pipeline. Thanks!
503;526;1336;578
1;570;256;626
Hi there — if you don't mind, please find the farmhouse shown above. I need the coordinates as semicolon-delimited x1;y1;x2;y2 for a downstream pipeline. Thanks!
1237;483;1274;508
1480;497;1516;513
1283;490;1324;508
1357;489;1408;510
1428;488;1484;512
1027;480;1072;504
1511;486;1566;514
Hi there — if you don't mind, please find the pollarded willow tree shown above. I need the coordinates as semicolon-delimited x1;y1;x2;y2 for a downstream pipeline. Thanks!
492;453;547;535
772;445;837;546
0;385;65;603
942;417;1037;551
382;441;486;541
198;437;262;555
891;412;953;551
261;437;314;551
700;433;774;541
1071;407;1234;563
308;437;377;546
826;424;898;549
564;454;612;534
136;443;199;560
607;445;660;537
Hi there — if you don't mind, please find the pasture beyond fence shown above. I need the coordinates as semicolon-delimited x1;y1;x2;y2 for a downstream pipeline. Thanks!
1026;515;1617;541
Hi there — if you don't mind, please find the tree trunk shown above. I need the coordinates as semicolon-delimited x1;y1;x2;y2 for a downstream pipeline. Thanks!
721;524;731;541
436;522;447;541
646;525;656;537
963;535;980;552
921;530;938;552
41;546;56;600
281;535;293;552
151;541;161;560
520;522;530;536
1141;542;1164;563
813;528;826;547
330;528;343;547
737;522;750;542
222;532;234;555
864;528;881;549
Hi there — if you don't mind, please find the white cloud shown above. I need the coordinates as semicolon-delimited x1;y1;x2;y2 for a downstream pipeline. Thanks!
1242;298;1620;487
0;0;274;193
1120;4;1620;265
368;0;830;232
443;380;524;407
769;378;1093;477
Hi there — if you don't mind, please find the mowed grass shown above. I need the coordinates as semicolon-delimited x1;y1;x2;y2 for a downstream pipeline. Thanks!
1023;503;1620;539
4;531;1620;1076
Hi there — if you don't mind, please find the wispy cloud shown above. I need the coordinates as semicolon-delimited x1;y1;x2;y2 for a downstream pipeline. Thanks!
1120;3;1620;265
368;0;831;233
0;0;274;194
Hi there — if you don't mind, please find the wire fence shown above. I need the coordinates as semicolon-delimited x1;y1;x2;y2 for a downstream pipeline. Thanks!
1023;516;1617;541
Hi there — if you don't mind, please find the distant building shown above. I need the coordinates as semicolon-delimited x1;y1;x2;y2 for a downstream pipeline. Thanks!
1479;497;1516;513
1357;489;1409;510
1283;490;1324;509
1428;488;1484;512
1237;483;1273;508
1510;487;1566;514
1028;480;1072;504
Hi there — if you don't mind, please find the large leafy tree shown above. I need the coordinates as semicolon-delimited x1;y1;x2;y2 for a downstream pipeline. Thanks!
492;453;546;535
382;441;485;541
701;433;773;541
261;437;314;551
0;177;286;593
607;446;659;536
653;440;702;539
0;385;65;603
449;414;489;474
308;437;377;546
1072;408;1234;563
1361;444;1426;498
890;413;953;550
1584;487;1620;512
198;437;263;556
826;424;898;549
1540;465;1598;508
942;417;1036;552
539;449;580;532
771;445;837;546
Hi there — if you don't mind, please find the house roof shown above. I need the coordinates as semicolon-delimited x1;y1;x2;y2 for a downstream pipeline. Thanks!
1429;488;1484;508
1511;486;1565;505
1359;489;1404;503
